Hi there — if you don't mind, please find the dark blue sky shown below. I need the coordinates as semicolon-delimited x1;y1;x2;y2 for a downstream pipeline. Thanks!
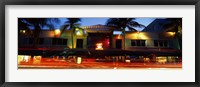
55;18;155;31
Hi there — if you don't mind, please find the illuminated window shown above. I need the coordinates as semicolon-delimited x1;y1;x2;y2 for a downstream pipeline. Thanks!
131;40;146;46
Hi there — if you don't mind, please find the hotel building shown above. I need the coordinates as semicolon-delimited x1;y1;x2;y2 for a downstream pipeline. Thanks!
18;23;182;63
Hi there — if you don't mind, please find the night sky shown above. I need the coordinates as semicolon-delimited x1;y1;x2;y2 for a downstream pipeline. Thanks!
53;18;156;31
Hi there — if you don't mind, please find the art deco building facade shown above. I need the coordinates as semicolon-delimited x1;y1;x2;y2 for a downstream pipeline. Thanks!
18;24;181;63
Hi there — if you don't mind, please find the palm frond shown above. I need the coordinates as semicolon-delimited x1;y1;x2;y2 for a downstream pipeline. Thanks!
18;18;31;30
65;18;81;23
127;25;138;31
106;18;120;26
106;18;145;31
163;18;182;32
128;21;146;28
46;24;55;30
65;18;81;29
60;24;70;35
127;18;135;22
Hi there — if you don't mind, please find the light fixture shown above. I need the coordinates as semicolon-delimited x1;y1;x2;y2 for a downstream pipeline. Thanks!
54;29;61;35
76;30;81;35
22;30;26;33
137;31;140;34
169;32;176;36
117;34;121;39
137;31;140;39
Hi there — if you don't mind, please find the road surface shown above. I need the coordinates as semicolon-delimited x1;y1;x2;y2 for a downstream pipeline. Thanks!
18;58;182;69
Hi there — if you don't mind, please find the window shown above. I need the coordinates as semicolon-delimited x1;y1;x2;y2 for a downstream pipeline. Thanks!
43;38;51;45
57;38;62;45
38;38;44;44
52;38;57;45
154;40;158;46
63;39;68;45
19;37;29;44
154;40;168;47
52;38;68;45
29;38;34;44
163;41;168;47
22;38;29;44
131;40;146;46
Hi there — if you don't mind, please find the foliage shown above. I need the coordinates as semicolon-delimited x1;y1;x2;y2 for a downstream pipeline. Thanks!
106;18;145;31
18;18;60;47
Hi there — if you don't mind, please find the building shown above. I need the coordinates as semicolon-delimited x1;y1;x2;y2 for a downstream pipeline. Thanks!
18;24;182;63
142;19;172;32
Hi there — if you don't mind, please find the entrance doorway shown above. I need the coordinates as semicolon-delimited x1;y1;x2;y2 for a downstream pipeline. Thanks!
76;39;83;48
87;33;110;49
116;39;122;49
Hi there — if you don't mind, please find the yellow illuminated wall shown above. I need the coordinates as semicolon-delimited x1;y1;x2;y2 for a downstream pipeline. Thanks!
112;35;124;49
21;29;178;50
38;30;72;48
112;31;178;50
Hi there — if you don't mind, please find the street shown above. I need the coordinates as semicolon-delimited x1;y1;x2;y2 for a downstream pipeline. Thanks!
18;58;182;69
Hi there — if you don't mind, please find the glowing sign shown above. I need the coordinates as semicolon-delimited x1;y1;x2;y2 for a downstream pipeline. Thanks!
125;59;131;63
18;55;31;64
33;56;42;64
156;57;167;64
95;43;103;50
77;57;82;64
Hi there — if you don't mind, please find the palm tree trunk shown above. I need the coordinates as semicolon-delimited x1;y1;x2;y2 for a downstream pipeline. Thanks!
33;26;41;48
71;28;74;49
110;31;114;48
122;28;126;50
174;36;180;50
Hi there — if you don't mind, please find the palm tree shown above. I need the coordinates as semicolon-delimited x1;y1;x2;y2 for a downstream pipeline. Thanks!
18;18;59;47
163;18;182;32
18;18;32;36
106;18;145;50
163;18;182;49
61;18;81;49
